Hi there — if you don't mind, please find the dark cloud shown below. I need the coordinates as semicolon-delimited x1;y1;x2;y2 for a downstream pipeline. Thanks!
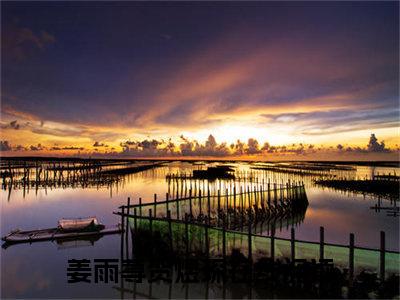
9;120;20;130
49;146;84;151
337;134;390;153
118;135;285;157
93;141;108;147
261;142;270;151
120;135;231;157
120;139;175;156
247;138;261;155
0;141;12;151
3;24;55;61
14;145;27;151
29;144;44;151
367;134;388;152
178;135;230;157
179;136;196;156
1;120;21;130
3;132;397;157
232;140;246;155
62;146;84;151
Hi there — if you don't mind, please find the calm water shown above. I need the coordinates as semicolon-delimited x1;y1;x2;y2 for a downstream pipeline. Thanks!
1;161;399;298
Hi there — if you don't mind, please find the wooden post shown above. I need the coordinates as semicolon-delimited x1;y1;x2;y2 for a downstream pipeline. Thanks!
380;231;385;281
176;173;180;198
133;208;137;232
125;198;130;249
199;189;202;216
189;189;193;217
149;209;153;234
240;186;244;211
154;194;157;217
127;197;131;216
218;189;221;214
247;186;251;209
253;186;257;210
248;210;252;262
120;206;125;260
167;210;173;250
139;197;142;217
176;197;180;220
185;213;189;257
349;233;354;280
184;176;187;197
166;192;169;215
291;227;295;262
225;188;228;211
222;220;226;261
233;185;236;211
205;225;209;257
271;224;275;261
121;206;125;233
207;188;211;225
320;226;324;260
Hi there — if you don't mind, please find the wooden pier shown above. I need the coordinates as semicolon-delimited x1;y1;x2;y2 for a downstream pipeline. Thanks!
116;193;399;282
115;172;399;281
315;178;400;201
113;215;400;300
0;158;164;192
250;162;356;177
121;178;308;230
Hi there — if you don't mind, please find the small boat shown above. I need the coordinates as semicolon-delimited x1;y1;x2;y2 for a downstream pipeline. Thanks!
192;166;235;180
1;217;122;246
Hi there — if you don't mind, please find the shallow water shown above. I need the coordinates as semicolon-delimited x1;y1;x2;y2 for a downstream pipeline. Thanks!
1;161;399;298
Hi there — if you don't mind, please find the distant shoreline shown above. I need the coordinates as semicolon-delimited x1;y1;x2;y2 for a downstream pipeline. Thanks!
1;156;399;168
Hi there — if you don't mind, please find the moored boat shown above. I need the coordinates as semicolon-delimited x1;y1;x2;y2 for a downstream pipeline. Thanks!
1;217;121;246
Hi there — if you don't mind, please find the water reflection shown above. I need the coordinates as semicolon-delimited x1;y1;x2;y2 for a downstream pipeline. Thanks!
1;161;399;298
1;162;399;248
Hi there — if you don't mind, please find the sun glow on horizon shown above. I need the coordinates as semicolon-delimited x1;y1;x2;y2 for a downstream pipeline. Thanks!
180;123;295;146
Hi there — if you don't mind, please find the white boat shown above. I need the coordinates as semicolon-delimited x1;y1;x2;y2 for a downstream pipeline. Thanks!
1;217;121;245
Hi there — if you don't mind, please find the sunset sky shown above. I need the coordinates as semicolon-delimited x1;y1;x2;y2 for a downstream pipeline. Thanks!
1;2;399;159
